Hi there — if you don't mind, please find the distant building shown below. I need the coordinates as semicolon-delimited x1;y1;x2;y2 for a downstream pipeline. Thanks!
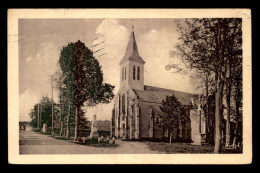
111;28;205;142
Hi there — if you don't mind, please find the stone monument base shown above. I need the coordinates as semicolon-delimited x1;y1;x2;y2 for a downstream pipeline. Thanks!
191;134;201;145
90;131;99;139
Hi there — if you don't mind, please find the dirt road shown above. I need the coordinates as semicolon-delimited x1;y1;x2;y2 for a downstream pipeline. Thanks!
19;127;163;154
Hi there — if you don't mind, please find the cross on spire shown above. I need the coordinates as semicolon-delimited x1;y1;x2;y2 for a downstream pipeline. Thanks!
131;19;134;32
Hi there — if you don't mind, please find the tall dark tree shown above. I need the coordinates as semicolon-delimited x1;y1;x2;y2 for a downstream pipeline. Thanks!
58;40;114;141
168;18;242;153
155;95;184;143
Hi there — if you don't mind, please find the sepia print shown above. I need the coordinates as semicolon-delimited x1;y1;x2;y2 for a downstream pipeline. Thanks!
8;9;252;164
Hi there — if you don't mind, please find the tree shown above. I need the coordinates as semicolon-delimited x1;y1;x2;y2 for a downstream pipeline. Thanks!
155;95;184;143
231;60;242;147
53;68;65;136
169;19;242;153
222;19;242;146
29;96;58;129
29;104;38;128
58;40;115;141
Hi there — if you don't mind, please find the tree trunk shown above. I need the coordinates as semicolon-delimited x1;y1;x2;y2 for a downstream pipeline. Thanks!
74;106;79;142
204;71;211;144
169;131;172;144
232;101;240;147
162;129;165;141
225;93;231;147
214;75;222;153
66;105;70;139
232;121;239;147
59;104;63;136
51;104;54;136
59;121;63;136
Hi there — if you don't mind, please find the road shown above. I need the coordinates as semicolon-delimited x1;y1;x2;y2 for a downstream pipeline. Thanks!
19;126;162;154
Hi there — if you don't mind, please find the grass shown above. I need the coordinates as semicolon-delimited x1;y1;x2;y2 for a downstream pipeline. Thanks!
53;135;119;148
143;141;242;154
85;143;119;148
143;141;214;154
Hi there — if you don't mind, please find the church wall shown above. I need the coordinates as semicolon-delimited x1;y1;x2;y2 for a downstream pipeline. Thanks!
114;94;120;138
111;108;115;137
114;85;138;139
183;120;192;141
138;102;152;139
153;125;164;140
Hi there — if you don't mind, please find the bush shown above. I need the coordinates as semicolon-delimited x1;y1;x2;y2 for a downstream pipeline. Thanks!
33;128;41;132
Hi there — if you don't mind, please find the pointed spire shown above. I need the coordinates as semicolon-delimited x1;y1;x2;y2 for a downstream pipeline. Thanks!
119;25;145;65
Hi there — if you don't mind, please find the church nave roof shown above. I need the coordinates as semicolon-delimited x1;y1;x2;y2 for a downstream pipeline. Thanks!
133;85;196;105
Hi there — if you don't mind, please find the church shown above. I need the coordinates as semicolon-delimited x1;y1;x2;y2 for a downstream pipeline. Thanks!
111;28;206;143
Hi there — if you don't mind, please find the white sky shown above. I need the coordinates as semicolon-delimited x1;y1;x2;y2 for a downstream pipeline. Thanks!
19;19;201;122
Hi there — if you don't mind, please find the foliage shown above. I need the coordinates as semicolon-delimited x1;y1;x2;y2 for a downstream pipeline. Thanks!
156;95;189;141
168;18;242;153
29;96;58;128
58;40;115;107
58;40;115;139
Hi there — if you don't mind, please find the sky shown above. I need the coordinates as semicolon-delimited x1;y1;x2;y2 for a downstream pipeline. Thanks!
19;18;201;122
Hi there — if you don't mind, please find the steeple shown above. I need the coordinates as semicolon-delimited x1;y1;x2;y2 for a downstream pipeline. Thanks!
119;25;145;91
119;30;145;65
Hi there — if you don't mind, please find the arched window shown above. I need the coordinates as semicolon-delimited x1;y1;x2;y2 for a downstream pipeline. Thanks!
133;65;136;80
137;66;140;80
125;67;127;80
122;67;124;81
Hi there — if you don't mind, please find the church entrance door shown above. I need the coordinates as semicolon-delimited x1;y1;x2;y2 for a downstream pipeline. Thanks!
120;121;126;139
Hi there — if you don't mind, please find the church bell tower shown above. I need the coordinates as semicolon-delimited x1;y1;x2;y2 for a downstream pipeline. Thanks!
119;25;145;91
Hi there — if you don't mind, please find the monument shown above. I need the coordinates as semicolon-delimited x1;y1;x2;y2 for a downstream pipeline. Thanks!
190;102;207;145
90;114;99;139
42;123;47;134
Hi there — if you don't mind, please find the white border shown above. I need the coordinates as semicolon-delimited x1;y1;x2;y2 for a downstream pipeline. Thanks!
8;9;252;164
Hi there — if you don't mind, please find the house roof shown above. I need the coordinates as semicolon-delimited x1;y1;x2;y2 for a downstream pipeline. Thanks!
97;120;111;131
133;85;196;105
86;120;111;131
119;31;145;65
